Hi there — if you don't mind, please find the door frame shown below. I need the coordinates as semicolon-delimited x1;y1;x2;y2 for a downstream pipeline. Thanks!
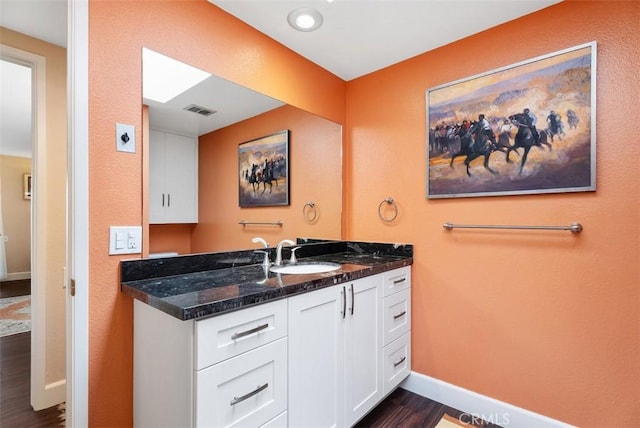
0;43;65;410
66;0;89;425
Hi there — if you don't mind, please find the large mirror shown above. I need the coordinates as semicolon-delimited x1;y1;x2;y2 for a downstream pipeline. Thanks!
142;48;343;255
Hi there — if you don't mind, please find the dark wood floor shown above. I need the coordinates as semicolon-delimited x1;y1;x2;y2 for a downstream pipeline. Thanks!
0;279;496;427
0;279;30;298
1;279;65;427
357;388;502;428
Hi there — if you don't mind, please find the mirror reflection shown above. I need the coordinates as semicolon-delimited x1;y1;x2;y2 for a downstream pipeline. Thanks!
142;49;343;256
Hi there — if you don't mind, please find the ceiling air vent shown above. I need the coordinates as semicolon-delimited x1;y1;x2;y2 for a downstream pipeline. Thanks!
183;104;217;117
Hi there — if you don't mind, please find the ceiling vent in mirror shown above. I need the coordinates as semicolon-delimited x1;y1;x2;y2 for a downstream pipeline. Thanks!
183;104;217;116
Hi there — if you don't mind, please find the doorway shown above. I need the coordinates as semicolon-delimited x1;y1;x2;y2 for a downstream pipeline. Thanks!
0;43;66;414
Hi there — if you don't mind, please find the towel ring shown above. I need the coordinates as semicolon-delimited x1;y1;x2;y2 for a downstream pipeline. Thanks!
378;197;398;222
303;201;318;222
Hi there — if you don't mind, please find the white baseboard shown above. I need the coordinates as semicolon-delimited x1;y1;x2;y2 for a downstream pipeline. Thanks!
0;272;31;282
400;371;574;427
32;379;66;411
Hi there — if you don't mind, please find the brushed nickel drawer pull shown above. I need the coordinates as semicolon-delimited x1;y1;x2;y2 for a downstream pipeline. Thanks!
393;311;407;320
342;286;346;319
231;323;269;340
393;278;406;285
350;284;355;316
393;356;407;368
230;383;269;406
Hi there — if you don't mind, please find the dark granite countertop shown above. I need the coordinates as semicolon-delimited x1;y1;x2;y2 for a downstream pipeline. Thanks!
120;240;413;321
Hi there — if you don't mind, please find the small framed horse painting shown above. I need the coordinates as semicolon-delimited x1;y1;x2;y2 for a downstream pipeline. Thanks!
238;130;290;207
426;41;596;199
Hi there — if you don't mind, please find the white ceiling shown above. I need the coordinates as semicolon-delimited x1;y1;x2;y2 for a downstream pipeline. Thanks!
0;0;561;155
209;0;561;81
0;0;67;48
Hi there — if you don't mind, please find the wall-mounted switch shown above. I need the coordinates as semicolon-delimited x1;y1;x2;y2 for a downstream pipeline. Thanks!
109;226;142;255
116;123;136;153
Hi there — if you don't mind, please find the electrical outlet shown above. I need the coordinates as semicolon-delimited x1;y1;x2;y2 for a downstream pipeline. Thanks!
109;226;142;255
116;123;136;153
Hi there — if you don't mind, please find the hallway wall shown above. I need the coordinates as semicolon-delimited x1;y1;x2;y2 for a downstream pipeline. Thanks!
0;155;30;277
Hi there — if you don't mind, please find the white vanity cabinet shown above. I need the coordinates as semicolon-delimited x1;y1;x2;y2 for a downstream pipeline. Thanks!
134;298;288;428
133;265;411;428
149;129;198;224
288;273;384;428
381;267;411;394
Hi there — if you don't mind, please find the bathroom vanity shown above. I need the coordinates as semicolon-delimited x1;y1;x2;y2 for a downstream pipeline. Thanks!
121;240;412;428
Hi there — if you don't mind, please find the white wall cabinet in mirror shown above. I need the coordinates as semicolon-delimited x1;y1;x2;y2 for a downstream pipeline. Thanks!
149;130;198;224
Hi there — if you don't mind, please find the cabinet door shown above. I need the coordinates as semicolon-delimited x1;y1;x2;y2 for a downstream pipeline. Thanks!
345;275;383;426
163;132;198;223
288;285;345;428
148;130;166;223
149;130;198;224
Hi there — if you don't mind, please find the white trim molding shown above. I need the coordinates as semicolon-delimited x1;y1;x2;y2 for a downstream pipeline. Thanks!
400;372;575;427
66;0;89;425
0;272;31;282
0;42;57;411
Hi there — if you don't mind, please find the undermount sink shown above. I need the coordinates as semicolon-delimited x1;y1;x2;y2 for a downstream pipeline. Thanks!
270;262;341;275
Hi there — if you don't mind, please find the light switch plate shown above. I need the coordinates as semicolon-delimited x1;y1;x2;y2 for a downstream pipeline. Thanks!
109;226;142;255
116;123;136;153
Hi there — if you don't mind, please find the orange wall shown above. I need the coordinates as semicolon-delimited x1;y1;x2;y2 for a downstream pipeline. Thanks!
344;1;639;426
191;104;342;253
148;224;194;255
88;0;344;425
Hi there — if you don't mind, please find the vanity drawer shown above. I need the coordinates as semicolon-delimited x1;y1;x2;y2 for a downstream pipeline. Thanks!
261;411;287;428
383;266;411;297
383;333;411;395
195;338;287;428
383;288;411;346
195;299;287;370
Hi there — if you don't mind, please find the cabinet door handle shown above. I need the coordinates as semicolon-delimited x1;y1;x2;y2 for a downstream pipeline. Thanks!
231;323;269;340
393;356;407;368
393;277;406;285
167;193;170;207
350;284;354;316
230;383;269;406
162;193;165;207
342;286;346;319
393;311;407;320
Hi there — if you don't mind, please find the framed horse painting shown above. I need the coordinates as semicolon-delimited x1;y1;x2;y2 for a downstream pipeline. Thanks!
426;41;596;199
238;130;290;207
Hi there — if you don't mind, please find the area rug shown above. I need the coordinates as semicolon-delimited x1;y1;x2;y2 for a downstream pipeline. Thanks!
0;295;31;337
436;413;471;427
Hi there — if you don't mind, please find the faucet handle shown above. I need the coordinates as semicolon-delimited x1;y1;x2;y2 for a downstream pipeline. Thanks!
289;247;301;264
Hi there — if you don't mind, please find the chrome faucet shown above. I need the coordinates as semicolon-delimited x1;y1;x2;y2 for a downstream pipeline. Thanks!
252;237;269;248
275;239;295;266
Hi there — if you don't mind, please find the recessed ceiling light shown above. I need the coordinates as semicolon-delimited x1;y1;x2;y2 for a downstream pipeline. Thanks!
287;7;323;32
